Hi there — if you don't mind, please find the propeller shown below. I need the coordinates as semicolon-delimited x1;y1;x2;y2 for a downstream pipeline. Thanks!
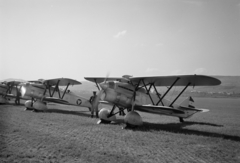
131;91;136;111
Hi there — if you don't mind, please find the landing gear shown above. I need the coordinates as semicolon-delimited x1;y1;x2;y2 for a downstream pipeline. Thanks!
179;117;184;123
123;111;143;129
24;100;34;111
119;107;126;116
24;107;34;111
97;108;116;124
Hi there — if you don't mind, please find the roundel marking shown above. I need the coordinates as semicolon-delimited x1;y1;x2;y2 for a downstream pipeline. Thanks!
76;99;82;105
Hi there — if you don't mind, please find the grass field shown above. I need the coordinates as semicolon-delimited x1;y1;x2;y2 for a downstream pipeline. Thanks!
0;97;240;163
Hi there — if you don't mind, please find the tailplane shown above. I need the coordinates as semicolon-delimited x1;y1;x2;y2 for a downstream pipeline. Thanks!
180;96;195;108
180;96;209;113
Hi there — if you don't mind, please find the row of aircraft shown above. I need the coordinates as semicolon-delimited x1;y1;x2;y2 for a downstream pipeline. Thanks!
0;74;221;129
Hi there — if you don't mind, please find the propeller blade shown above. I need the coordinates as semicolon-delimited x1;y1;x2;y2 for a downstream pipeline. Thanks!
131;89;137;111
103;72;110;84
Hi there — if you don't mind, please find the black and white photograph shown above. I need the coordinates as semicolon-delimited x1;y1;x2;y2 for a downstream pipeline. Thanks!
1;0;240;162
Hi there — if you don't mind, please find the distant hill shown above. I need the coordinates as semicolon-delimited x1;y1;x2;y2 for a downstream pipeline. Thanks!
68;81;98;98
193;76;240;94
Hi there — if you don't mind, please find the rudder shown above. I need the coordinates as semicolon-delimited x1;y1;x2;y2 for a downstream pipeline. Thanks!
180;96;195;108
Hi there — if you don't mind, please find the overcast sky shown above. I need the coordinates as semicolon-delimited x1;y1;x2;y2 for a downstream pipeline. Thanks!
1;0;240;81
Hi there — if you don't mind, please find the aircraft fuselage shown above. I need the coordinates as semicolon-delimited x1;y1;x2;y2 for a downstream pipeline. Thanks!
100;81;200;119
100;81;149;108
20;83;91;107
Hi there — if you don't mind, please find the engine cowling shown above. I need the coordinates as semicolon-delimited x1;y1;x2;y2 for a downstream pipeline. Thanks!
33;101;47;111
24;100;34;110
21;83;46;99
124;111;143;127
98;108;116;123
103;91;132;108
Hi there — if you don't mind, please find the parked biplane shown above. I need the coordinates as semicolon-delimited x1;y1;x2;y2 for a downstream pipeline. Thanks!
20;78;92;112
0;80;29;104
85;75;221;128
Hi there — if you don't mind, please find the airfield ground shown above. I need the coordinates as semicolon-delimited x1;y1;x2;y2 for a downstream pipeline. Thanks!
0;97;240;163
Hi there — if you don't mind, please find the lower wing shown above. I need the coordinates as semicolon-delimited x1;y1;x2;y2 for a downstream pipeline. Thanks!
4;94;30;100
180;106;209;113
43;97;70;105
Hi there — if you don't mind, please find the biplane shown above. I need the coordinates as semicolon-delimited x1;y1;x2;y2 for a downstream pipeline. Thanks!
0;80;29;104
85;75;221;128
20;78;92;112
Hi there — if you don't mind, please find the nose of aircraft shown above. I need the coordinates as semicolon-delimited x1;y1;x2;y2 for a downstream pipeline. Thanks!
99;82;108;90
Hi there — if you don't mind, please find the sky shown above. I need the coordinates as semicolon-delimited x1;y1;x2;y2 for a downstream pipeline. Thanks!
1;0;240;81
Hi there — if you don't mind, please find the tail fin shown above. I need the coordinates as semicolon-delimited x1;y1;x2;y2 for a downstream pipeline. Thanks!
180;96;209;113
180;96;195;108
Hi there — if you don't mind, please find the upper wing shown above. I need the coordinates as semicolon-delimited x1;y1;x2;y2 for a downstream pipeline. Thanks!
43;78;81;86
129;75;221;87
5;80;24;85
84;77;123;83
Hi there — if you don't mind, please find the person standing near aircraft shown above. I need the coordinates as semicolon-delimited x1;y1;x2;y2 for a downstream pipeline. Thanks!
90;91;99;118
15;88;21;105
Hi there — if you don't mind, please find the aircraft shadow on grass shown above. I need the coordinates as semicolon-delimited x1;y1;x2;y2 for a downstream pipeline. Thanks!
28;107;240;142
45;109;91;118
137;121;240;142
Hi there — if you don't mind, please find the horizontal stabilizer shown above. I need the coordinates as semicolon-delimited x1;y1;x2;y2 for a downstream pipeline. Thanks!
196;108;209;113
180;106;209;113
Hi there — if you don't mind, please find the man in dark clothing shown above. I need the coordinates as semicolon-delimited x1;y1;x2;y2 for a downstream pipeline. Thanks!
15;89;21;105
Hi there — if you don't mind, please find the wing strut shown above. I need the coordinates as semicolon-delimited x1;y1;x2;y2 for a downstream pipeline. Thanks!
61;83;70;99
94;79;100;90
169;82;191;107
141;80;155;105
47;80;70;99
43;85;48;96
152;84;164;106
106;104;127;118
156;77;180;105
137;79;164;106
107;105;116;118
5;83;13;94
50;80;60;97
